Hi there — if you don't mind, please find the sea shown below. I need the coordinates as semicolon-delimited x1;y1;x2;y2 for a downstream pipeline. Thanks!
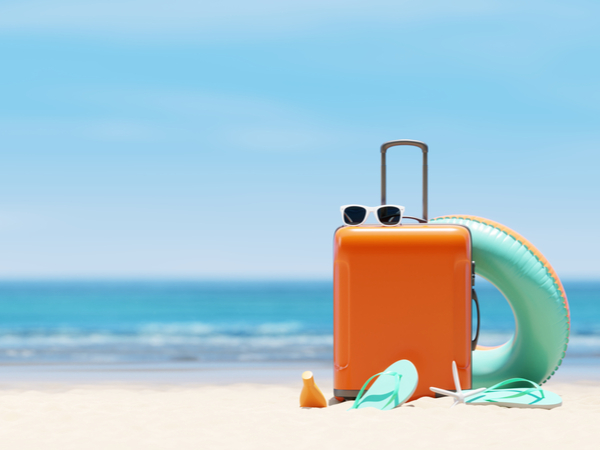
0;279;597;367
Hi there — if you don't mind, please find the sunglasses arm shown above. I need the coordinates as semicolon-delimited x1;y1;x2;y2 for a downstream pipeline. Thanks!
403;216;427;224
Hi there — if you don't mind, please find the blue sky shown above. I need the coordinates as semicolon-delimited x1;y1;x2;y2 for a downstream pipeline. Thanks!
0;0;598;279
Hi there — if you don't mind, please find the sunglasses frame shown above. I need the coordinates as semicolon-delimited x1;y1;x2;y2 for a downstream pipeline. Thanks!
340;204;406;227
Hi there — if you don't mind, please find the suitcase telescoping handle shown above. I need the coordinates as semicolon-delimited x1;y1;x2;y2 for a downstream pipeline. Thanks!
380;140;428;222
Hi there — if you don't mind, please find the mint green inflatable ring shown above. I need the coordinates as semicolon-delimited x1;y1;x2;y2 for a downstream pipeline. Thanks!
430;215;570;388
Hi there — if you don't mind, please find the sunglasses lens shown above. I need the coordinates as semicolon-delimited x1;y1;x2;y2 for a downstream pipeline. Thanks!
343;206;367;225
377;206;401;225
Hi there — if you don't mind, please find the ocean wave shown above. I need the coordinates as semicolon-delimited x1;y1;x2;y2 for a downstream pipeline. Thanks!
0;321;334;363
0;322;597;364
0;328;333;349
139;321;306;337
0;321;309;339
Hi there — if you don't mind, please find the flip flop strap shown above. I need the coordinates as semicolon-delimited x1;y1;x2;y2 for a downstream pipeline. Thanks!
488;378;541;391
350;371;402;410
474;378;545;403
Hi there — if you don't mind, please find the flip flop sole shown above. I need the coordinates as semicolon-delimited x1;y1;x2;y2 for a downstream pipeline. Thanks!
466;389;562;409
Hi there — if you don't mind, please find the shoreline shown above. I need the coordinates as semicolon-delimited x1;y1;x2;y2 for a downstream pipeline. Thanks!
0;356;597;388
0;361;331;388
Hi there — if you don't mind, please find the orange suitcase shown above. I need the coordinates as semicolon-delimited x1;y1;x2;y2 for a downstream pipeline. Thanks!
333;140;479;402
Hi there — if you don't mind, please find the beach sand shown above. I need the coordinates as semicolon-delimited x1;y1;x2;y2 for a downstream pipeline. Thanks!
0;364;599;450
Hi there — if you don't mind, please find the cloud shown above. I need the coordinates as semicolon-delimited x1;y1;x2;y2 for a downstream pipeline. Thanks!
0;87;357;152
0;0;501;42
0;117;163;144
81;88;351;151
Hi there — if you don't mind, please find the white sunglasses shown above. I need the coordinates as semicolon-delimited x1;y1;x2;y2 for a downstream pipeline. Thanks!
340;205;405;226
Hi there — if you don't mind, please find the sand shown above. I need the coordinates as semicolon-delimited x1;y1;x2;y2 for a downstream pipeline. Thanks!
0;366;599;450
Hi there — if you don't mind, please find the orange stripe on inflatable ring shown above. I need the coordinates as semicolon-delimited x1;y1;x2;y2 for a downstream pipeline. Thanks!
435;215;570;355
475;344;501;351
433;214;570;384
436;215;570;321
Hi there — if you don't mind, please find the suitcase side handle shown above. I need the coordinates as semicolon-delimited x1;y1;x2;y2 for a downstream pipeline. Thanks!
380;140;428;222
472;288;481;351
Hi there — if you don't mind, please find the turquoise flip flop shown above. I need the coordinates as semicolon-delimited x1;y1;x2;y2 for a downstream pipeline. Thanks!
465;378;562;409
348;360;418;411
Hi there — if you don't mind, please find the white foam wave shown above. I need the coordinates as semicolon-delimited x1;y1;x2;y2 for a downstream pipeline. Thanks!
0;321;333;351
138;321;305;336
475;332;600;356
0;322;597;364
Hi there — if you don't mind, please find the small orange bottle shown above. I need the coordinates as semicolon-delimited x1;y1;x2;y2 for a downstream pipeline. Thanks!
300;371;327;408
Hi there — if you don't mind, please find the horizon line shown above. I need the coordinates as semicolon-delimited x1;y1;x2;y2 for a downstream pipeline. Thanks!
0;276;597;284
